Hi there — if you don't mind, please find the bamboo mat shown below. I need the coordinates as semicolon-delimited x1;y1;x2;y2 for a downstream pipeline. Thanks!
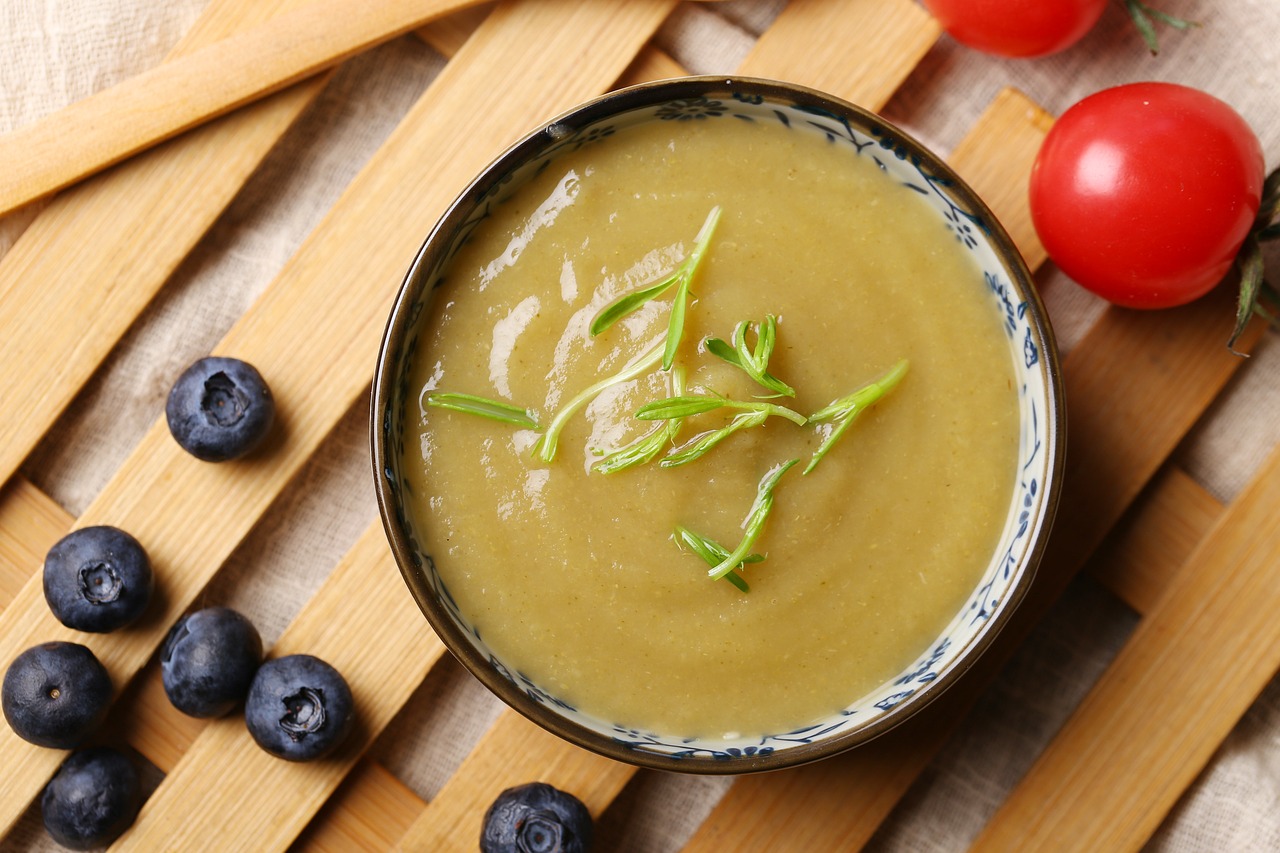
2;1;1280;850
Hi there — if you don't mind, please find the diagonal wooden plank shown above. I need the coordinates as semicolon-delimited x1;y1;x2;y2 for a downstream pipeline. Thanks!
972;438;1280;851
0;0;679;835
0;0;489;216
114;524;445;850
1087;465;1224;614
741;0;940;109
0;0;339;501
0;478;71;611
293;759;428;852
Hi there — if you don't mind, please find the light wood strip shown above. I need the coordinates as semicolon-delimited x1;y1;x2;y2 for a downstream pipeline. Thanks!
294;759;428;852
682;93;1263;853
0;0;678;834
1088;465;1225;614
740;0;940;109
948;88;1053;269
0;2;334;499
972;440;1280;851
399;710;634;851
0;477;72;610
417;2;493;56
116;524;445;850
0;0;490;215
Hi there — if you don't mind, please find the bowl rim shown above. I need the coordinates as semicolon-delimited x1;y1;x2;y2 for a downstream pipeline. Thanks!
371;74;1066;775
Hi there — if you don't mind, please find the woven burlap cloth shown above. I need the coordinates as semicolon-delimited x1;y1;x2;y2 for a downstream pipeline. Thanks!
3;1;1279;850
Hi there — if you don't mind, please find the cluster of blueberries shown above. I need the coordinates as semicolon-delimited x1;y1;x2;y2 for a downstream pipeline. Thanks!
1;357;356;849
2;355;594;850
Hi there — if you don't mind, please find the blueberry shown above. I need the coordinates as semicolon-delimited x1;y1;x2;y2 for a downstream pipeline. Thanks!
41;746;141;850
160;607;263;718
480;782;593;853
165;356;274;462
244;654;353;761
3;642;112;749
43;526;153;633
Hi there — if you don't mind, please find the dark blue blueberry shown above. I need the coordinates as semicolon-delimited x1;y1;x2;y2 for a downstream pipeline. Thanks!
41;747;141;850
481;782;593;853
165;356;274;462
244;654;353;761
2;642;112;749
43;526;153;633
160;607;263;718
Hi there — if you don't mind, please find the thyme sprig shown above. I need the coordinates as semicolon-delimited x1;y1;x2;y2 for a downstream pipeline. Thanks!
423;391;540;430
706;459;799;581
593;368;687;474
589;206;722;371
532;341;665;463
1229;165;1280;354
674;525;758;592
634;393;807;468
704;314;795;397
805;359;909;474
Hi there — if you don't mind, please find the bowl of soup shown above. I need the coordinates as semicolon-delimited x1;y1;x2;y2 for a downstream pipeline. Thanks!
372;76;1064;773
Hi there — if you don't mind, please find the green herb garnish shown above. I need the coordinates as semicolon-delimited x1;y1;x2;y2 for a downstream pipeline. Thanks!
705;314;795;397
705;459;799;581
532;341;665;463
805;359;909;474
423;391;541;430
589;206;722;371
674;525;759;592
1229;165;1280;354
634;393;806;468
594;368;687;474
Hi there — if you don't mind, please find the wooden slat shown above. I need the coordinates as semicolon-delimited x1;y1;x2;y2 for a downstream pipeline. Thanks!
115;524;445;849
398;711;633;851
0;0;679;833
973;439;1280;851
741;0;940;109
0;0;336;498
0;0;490;216
1088;465;1225;614
948;88;1052;269
294;759;428;852
0;477;71;610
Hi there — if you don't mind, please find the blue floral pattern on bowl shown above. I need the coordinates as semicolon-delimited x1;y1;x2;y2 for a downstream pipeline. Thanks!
376;78;1062;771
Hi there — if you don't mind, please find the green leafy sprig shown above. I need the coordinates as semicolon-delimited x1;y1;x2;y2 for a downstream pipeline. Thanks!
423;391;540;430
805;359;909;474
589;206;722;371
704;314;795;397
593;367;687;474
674;525;758;592
532;341;665;463
634;393;807;468
1123;0;1198;55
1230;165;1280;354
706;459;799;581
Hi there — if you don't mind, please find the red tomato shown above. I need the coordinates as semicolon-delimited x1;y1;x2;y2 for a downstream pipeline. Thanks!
921;0;1106;58
1030;83;1264;309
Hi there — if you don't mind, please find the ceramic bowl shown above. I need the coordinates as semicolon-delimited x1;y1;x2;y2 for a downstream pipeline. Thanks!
372;76;1065;774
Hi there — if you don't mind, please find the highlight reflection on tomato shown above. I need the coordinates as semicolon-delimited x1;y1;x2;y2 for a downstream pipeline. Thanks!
921;0;1106;58
1029;82;1265;309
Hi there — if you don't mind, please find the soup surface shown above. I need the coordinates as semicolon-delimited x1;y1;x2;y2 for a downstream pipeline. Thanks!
402;115;1018;738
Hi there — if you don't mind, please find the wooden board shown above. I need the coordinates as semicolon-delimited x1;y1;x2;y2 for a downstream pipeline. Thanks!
1;1;1276;850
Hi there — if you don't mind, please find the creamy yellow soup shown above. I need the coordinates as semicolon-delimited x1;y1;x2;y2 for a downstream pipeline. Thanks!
402;116;1018;738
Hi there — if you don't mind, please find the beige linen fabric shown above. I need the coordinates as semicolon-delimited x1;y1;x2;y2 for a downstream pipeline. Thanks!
2;1;1279;850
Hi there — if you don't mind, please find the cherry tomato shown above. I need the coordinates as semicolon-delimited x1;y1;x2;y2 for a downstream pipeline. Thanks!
1030;82;1264;309
921;0;1106;58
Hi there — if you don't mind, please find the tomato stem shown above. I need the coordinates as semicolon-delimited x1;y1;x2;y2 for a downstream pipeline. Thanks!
1228;165;1280;355
1122;0;1198;55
